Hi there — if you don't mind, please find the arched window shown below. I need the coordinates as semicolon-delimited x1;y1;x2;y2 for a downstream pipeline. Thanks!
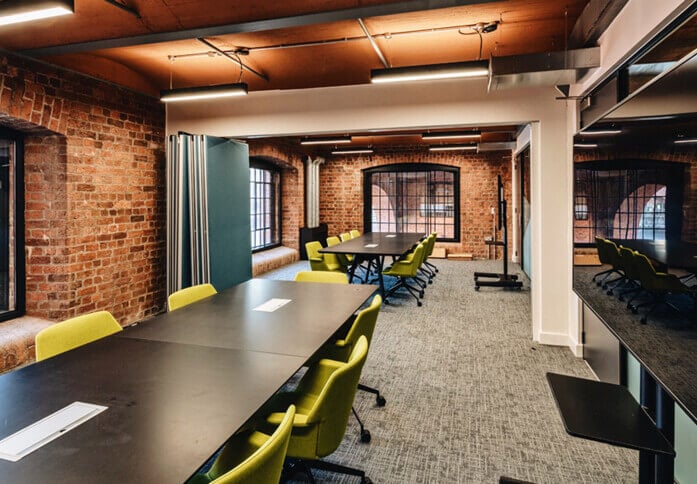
363;164;460;242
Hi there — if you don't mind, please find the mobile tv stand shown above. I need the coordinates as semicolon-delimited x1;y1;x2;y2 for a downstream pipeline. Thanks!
474;183;522;291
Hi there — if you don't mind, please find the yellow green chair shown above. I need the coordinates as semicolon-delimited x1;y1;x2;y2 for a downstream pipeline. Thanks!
168;283;218;311
326;235;351;271
383;243;425;306
187;405;296;484
35;310;122;361
305;241;344;273
350;229;361;239
260;336;371;483
315;294;385;443
422;232;439;279
294;271;349;284
339;232;355;263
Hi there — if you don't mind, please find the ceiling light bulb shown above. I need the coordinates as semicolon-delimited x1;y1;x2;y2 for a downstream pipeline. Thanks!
0;1;73;27
573;143;598;149
429;145;478;152
371;61;489;84
160;83;248;103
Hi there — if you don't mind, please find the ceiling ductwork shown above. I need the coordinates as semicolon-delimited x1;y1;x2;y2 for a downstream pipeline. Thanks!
488;47;600;91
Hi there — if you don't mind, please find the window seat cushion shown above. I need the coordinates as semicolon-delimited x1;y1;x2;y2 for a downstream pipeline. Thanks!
0;316;53;374
252;246;299;277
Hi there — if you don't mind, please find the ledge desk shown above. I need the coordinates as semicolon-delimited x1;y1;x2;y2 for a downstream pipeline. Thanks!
319;232;426;298
0;278;376;482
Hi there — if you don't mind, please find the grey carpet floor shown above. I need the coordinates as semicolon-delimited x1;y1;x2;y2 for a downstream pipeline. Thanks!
259;260;637;483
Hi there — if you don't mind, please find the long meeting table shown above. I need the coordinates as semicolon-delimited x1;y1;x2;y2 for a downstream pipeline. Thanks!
320;232;426;297
0;279;376;482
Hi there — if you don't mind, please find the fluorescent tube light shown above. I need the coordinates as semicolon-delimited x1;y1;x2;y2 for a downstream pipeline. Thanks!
429;145;478;152
331;149;373;155
0;0;73;26
300;136;352;145
160;83;248;103
371;61;489;84
674;138;697;145
579;129;622;136
422;131;481;141
574;143;598;148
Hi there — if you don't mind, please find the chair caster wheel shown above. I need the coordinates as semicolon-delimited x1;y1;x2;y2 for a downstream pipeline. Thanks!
376;395;386;407
361;429;371;443
640;317;647;324
618;296;624;302
417;301;423;307
428;280;433;284
474;286;480;291
606;290;613;296
419;291;424;298
362;477;373;484
631;308;638;314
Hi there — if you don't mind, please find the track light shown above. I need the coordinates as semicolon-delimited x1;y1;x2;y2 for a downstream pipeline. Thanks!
579;129;622;136
371;61;489;84
573;143;598;149
331;148;373;155
160;83;248;103
674;138;697;145
0;0;73;26
422;130;481;141
429;145;478;152
300;136;352;145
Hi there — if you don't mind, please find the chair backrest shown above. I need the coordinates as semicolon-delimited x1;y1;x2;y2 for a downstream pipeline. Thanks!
35;311;122;361
424;234;436;259
339;232;351;242
595;236;621;266
633;252;661;290
349;229;361;238
209;405;296;484
341;295;382;349
305;336;369;457
326;236;341;246
619;247;640;280
324;236;346;267
168;283;218;311
401;243;425;277
294;271;349;284
305;240;323;260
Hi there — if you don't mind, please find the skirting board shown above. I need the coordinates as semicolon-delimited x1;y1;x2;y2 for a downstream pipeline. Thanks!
538;331;583;357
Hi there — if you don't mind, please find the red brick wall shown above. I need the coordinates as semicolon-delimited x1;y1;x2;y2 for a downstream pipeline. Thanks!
319;149;513;258
248;141;304;254
1;53;165;324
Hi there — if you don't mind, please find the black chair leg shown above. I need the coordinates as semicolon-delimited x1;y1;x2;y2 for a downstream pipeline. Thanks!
305;459;371;483
352;406;371;443
358;383;386;406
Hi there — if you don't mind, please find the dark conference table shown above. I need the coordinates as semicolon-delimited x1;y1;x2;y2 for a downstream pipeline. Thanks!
320;232;426;296
0;279;376;482
612;239;697;273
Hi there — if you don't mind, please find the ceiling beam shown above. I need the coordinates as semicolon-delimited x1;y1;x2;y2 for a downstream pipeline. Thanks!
21;0;500;57
568;0;630;48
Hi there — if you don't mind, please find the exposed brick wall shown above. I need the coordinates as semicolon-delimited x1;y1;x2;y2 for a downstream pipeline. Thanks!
248;141;304;256
574;146;697;242
0;53;166;324
319;149;513;258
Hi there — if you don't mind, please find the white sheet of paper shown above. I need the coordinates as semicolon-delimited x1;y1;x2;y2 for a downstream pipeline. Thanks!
364;244;379;248
253;298;292;312
0;402;107;462
385;234;397;238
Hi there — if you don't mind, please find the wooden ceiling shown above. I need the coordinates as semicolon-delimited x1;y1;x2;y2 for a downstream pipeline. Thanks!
0;0;590;95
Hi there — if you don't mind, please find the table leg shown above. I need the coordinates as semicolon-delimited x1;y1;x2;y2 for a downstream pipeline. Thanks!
348;256;360;283
376;256;386;299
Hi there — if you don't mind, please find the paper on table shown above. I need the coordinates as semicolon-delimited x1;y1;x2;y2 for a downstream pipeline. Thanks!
0;402;107;462
254;298;292;312
385;234;397;238
364;244;379;248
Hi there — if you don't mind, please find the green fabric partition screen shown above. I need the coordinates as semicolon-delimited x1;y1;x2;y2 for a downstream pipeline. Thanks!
167;134;251;296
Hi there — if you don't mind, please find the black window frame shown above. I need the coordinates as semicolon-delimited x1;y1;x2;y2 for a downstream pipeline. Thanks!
249;160;282;253
0;128;25;323
363;163;460;242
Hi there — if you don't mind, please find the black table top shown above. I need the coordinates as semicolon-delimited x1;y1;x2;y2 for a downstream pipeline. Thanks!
547;372;674;456
319;232;426;257
0;337;305;483
120;278;377;358
612;239;697;273
574;267;697;422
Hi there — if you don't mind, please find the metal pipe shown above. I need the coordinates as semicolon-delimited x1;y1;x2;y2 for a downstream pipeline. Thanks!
357;18;389;68
196;38;269;82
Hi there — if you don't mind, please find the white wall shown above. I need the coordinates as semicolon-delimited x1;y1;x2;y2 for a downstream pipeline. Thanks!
167;78;575;347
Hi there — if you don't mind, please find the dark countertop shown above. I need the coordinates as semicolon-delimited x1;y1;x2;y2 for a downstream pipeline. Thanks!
574;266;697;422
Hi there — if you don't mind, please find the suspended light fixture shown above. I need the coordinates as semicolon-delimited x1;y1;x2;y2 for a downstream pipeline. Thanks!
371;61;489;84
579;129;622;136
573;143;598;149
300;136;352;145
0;0;73;26
422;130;481;141
429;144;478;152
160;83;248;103
674;138;697;145
331;148;373;155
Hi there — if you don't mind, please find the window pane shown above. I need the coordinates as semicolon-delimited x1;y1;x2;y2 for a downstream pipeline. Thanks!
250;165;281;251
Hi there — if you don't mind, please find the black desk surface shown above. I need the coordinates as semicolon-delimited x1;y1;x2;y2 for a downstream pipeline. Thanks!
319;232;425;256
0;337;305;483
547;372;674;456
574;267;697;422
120;278;377;358
612;239;697;273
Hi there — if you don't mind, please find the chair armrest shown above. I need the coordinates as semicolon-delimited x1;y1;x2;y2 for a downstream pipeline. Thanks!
267;411;310;427
309;257;323;263
297;359;343;396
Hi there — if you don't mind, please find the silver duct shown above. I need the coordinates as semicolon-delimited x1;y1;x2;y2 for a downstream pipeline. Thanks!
304;156;325;228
